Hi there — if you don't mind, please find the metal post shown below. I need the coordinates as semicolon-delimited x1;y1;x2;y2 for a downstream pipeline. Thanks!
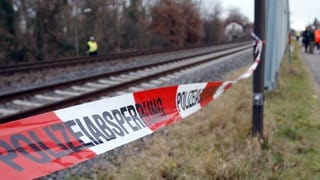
288;33;292;64
75;0;79;57
75;21;79;57
287;1;292;65
252;0;265;137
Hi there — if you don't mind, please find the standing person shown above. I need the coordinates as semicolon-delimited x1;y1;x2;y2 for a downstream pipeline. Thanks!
308;27;315;53
302;27;310;53
296;31;300;41
87;36;98;56
314;28;320;50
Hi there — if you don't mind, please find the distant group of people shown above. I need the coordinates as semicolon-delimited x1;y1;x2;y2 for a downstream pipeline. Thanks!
87;36;98;56
302;26;320;53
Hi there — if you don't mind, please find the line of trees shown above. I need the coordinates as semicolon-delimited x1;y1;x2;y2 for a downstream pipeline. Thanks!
0;0;250;65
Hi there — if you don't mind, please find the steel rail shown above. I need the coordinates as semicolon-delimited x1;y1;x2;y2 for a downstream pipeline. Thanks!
0;44;253;123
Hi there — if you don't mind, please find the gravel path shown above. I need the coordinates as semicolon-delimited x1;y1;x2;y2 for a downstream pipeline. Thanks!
301;48;320;89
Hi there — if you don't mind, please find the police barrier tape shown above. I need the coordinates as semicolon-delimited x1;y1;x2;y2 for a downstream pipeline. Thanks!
0;34;263;179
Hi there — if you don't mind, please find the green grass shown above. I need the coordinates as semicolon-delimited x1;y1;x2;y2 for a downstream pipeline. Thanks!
260;41;320;178
70;41;320;179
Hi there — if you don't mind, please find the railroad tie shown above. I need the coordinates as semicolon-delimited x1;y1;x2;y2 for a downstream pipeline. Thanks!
158;77;172;81
54;90;81;96
173;71;185;77
128;72;145;77
72;86;96;92
120;74;140;80
128;86;145;92
114;91;128;96
98;79;120;85
140;83;155;89
13;100;43;107
156;65;169;72
157;75;176;82
135;70;151;76
166;74;177;79
149;80;163;85
86;82;110;88
109;76;128;82
35;94;64;101
0;108;18;116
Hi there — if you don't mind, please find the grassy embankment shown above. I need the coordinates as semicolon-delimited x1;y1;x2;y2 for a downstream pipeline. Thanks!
75;41;320;179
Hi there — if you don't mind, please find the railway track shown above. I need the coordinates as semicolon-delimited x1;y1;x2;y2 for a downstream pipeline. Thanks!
0;43;253;123
0;48;171;75
0;41;246;75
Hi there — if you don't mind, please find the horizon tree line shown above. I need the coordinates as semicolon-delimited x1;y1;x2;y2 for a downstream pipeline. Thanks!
0;0;250;65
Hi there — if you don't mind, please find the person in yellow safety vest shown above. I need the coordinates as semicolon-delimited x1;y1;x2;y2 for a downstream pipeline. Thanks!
295;31;300;41
87;36;98;56
314;28;320;50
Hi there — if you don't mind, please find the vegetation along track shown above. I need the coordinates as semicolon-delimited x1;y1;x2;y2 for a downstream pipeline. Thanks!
0;43;253;123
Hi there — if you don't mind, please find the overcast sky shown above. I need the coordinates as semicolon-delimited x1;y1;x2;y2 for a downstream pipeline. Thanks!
290;0;319;30
201;0;319;31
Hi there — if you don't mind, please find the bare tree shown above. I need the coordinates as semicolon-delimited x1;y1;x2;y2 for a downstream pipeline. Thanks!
181;0;203;45
151;0;203;47
96;0;123;53
0;0;230;65
0;0;16;64
225;8;249;25
120;0;149;50
224;8;250;41
34;0;68;60
202;3;224;43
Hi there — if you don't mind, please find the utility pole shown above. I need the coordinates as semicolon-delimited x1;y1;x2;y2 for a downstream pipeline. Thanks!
74;0;79;57
252;0;265;137
74;0;92;57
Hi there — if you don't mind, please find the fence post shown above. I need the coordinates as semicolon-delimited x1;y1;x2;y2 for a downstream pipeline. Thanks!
252;0;265;137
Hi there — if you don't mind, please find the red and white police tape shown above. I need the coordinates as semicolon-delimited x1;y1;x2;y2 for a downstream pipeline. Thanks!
0;33;263;179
